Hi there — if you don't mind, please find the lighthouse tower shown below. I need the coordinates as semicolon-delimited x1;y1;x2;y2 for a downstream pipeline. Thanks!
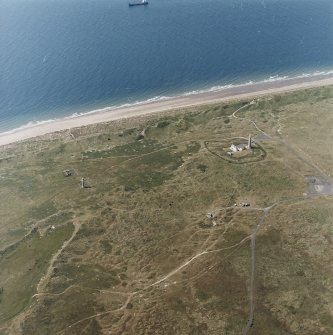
247;134;252;149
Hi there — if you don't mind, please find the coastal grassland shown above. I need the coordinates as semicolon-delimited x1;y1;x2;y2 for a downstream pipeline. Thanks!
0;85;332;334
0;223;74;324
244;85;333;176
275;87;333;176
254;198;333;335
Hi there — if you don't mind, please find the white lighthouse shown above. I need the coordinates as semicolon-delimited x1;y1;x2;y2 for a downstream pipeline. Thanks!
247;134;252;149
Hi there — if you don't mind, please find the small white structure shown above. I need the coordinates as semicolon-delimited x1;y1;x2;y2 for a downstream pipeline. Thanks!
63;169;72;177
230;143;247;152
206;212;214;219
80;178;85;189
247;134;252;149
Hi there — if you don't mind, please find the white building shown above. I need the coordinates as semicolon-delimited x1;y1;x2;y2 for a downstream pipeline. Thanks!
230;143;247;152
229;135;253;152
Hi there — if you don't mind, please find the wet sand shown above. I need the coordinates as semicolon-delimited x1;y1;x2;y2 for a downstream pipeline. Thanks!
0;75;332;147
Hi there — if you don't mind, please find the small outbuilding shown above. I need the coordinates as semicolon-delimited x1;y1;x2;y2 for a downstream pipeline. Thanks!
63;169;72;177
230;143;247;152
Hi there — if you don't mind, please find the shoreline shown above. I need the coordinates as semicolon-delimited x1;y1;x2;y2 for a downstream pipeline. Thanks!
1;74;333;147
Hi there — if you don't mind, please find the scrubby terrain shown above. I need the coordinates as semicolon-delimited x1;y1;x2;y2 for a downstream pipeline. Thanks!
0;85;332;334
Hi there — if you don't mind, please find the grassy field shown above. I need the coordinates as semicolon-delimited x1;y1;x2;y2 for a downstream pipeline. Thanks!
0;85;332;334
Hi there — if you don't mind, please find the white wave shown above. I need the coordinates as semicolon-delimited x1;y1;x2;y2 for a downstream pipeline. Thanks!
1;68;332;137
262;75;289;83
64;95;171;120
182;84;235;96
0;118;56;136
182;69;333;97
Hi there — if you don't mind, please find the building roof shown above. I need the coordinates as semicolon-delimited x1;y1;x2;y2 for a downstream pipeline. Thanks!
230;143;247;151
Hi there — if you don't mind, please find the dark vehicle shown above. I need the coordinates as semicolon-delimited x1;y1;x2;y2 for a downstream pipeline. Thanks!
129;0;148;7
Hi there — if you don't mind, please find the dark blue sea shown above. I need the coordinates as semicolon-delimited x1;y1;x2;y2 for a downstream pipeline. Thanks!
0;0;332;132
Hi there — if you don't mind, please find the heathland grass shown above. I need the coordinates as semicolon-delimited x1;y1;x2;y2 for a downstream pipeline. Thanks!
0;223;74;323
0;85;332;334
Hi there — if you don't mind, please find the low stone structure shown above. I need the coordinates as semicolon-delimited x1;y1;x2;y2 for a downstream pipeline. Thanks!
63;169;72;177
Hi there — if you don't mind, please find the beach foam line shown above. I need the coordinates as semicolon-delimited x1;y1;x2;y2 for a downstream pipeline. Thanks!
9;68;333;135
181;69;333;96
0;69;332;146
2;69;333;136
64;95;172;120
0;118;57;136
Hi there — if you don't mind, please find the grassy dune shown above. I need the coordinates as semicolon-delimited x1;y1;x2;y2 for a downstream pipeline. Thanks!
0;85;332;334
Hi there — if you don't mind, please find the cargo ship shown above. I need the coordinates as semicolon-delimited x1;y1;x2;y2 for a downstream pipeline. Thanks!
129;0;148;6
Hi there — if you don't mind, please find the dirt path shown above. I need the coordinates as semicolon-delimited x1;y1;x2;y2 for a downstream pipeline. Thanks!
36;219;81;294
232;101;271;138
242;205;275;335
55;205;258;334
232;100;333;333
48;100;333;334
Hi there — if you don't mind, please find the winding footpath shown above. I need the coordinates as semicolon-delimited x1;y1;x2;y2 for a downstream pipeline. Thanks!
40;99;333;334
232;101;333;334
242;205;276;334
36;220;81;294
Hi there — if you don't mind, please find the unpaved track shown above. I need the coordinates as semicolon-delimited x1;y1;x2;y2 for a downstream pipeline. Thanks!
33;97;333;334
36;220;81;294
235;101;333;334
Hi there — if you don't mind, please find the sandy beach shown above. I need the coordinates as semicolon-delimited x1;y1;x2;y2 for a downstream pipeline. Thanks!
1;74;332;147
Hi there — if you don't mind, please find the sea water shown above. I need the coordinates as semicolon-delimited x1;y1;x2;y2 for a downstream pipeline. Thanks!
0;0;332;132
